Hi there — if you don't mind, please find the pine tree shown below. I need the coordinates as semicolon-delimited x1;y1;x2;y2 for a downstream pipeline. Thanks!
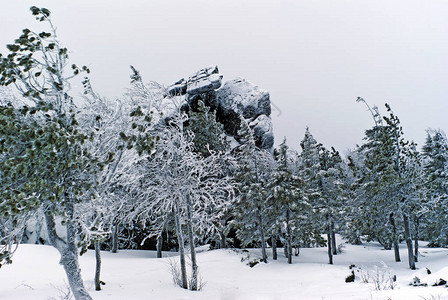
295;128;326;249
422;129;448;245
232;118;273;263
317;146;346;263
268;137;311;264
186;100;229;157
0;7;97;299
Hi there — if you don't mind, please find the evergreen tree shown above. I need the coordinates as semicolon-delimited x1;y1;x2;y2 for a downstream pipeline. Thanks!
422;129;448;245
317;146;346;263
295;128;326;248
268;137;310;264
186;100;229;157
232;118;273;263
0;7;98;299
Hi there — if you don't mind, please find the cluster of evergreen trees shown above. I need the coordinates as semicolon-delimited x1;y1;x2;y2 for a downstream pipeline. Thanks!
0;7;447;300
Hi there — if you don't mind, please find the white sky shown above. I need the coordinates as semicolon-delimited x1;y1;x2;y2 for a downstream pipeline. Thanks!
1;0;447;153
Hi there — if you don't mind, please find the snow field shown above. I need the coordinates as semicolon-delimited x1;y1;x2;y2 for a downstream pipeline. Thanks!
1;239;448;299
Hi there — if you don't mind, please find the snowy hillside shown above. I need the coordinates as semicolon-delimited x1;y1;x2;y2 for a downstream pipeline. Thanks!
2;238;448;300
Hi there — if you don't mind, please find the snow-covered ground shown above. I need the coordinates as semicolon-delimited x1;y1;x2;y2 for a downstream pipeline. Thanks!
1;238;448;299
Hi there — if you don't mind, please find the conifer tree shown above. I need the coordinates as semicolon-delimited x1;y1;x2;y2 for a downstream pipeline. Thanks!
232;118;273;263
295;128;326;249
0;7;97;299
422;129;448;245
268;138;310;264
186;100;229;157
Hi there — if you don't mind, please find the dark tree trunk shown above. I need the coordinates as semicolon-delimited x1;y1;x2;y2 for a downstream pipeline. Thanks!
186;194;198;291
403;213;416;270
173;205;188;289
331;218;337;255
390;213;401;262
286;209;292;264
45;205;92;300
414;216;419;262
111;224;118;253
327;215;333;264
327;231;333;264
272;236;277;260
257;208;268;263
156;233;163;258
94;240;101;291
218;230;227;249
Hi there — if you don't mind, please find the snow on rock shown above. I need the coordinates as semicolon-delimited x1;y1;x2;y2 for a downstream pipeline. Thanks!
249;114;274;150
166;66;222;97
163;66;275;151
216;77;271;119
186;67;223;95
410;266;448;286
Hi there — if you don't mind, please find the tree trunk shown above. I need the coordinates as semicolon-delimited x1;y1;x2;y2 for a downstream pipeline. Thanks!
286;209;292;264
173;205;188;289
390;213;401;262
257;208;268;263
111;224;118;253
414;216;419;262
218;230;227;249
185;194;198;291
403;213;416;269
44;206;92;300
156;233;163;258
271;236;277;260
331;218;337;255
326;214;333;264
94;240;101;291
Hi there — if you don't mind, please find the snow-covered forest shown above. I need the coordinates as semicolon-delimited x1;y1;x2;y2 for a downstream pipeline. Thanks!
1;7;448;300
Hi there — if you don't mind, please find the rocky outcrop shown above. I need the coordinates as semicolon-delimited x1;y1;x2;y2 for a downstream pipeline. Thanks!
167;66;222;97
164;66;274;151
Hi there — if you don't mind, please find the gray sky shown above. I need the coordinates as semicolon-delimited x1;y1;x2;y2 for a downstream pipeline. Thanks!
1;0;447;153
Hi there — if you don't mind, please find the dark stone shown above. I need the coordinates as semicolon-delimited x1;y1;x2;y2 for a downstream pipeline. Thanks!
345;271;355;283
433;278;447;286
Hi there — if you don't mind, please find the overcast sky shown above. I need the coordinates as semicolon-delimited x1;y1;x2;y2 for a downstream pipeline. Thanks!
1;0;447;153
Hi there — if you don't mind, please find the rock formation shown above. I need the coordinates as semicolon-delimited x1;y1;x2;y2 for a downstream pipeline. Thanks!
165;66;274;151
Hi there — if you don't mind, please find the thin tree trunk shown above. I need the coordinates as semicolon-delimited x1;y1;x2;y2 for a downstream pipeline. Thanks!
331;218;337;255
327;215;333;265
257;208;268;263
173;205;188;289
94;240;101;291
111;224;118;253
403;213;416;269
414;217;419;262
390;213;401;262
156;233;163;258
326;214;333;264
286;209;292;264
272;236;277;260
218;230;227;249
44;205;92;300
185;194;198;291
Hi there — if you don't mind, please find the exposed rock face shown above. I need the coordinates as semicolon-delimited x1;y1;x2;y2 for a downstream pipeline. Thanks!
167;66;222;97
249;115;274;150
216;78;271;119
165;66;274;151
